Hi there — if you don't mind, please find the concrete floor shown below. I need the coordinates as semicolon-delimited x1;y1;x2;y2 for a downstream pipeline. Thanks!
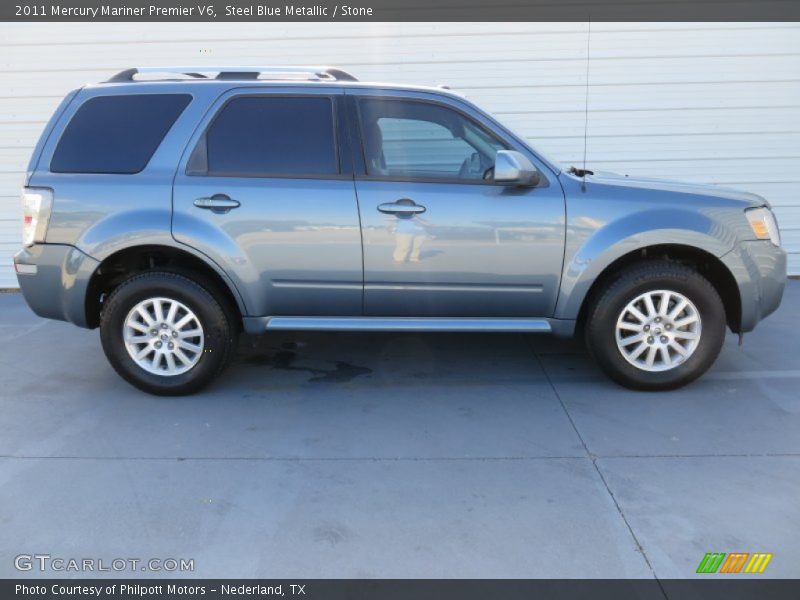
0;282;798;579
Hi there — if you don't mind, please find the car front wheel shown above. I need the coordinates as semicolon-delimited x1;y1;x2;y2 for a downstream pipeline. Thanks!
584;260;726;390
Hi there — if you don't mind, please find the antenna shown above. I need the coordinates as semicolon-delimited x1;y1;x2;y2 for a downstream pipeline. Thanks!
581;18;592;192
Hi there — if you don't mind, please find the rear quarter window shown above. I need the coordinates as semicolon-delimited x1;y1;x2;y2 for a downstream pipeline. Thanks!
50;94;191;174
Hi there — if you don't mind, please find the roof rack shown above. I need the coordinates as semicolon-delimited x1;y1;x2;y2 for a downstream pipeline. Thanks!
107;66;358;83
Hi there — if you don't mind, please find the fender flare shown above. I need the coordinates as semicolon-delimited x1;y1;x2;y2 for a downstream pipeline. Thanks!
84;237;248;318
554;209;737;320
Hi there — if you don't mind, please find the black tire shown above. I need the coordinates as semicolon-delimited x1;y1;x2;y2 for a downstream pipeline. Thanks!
584;260;726;391
100;271;238;396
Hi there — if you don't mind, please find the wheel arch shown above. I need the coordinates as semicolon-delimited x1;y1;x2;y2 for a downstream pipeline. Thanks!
85;244;246;329
573;244;742;335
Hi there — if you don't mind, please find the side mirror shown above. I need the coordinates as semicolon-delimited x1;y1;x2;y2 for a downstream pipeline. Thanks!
493;150;540;187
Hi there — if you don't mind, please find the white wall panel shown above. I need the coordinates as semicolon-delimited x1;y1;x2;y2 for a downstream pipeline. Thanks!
0;21;797;288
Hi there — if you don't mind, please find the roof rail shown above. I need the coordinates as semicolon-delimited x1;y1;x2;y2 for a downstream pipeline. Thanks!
107;66;358;83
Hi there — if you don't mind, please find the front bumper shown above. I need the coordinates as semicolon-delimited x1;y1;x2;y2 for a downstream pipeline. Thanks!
13;243;99;328
720;240;787;332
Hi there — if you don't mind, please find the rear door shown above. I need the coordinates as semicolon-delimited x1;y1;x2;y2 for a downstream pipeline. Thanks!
172;87;363;317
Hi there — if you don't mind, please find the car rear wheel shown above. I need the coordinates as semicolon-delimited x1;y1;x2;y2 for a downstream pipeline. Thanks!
100;271;237;395
584;260;726;390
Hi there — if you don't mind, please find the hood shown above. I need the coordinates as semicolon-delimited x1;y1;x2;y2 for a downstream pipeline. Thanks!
576;170;768;208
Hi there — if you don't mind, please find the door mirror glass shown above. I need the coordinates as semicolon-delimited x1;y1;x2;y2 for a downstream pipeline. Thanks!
493;150;540;187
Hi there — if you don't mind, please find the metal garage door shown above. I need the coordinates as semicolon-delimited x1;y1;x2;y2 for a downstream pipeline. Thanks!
0;22;798;288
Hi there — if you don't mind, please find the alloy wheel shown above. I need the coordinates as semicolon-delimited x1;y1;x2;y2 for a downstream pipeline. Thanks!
123;297;205;376
615;289;702;372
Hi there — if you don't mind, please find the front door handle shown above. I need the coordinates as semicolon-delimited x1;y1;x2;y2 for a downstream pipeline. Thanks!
194;194;241;213
377;200;426;215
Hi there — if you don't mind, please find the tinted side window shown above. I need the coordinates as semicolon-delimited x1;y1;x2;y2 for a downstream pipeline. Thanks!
196;96;338;177
51;94;191;174
358;98;506;181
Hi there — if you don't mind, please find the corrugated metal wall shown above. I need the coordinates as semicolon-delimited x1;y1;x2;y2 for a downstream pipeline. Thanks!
0;22;798;287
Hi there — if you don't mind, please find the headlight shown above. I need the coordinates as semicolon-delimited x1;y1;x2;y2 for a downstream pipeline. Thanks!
745;207;781;246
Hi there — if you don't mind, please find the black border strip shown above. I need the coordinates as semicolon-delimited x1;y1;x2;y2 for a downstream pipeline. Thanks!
4;0;800;22
4;579;800;600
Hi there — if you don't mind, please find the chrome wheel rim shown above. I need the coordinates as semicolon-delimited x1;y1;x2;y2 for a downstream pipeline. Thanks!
123;297;205;376
615;289;702;372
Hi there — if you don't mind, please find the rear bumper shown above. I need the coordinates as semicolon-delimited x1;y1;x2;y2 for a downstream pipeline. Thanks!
720;240;787;332
13;243;99;328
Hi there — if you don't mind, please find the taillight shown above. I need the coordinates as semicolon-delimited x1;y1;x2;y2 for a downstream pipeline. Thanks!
21;187;53;246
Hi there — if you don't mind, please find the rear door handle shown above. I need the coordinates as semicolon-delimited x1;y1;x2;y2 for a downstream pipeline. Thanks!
193;193;240;212
377;201;426;215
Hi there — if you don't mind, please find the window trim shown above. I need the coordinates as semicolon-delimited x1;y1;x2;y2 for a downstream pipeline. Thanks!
186;93;346;180
353;95;548;188
49;93;192;175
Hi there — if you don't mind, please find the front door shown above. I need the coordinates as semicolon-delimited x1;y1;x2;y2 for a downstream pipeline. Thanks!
351;92;565;317
172;88;362;317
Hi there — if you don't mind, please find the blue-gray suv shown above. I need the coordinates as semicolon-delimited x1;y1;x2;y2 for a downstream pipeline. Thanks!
14;66;787;395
